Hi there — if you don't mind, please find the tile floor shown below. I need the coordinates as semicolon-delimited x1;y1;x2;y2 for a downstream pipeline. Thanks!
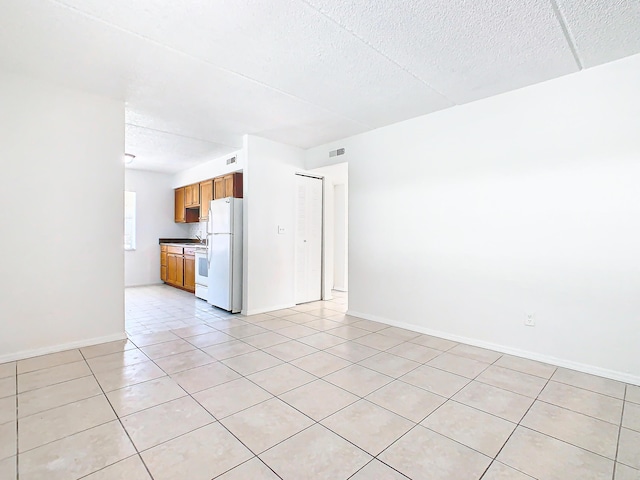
1;285;639;479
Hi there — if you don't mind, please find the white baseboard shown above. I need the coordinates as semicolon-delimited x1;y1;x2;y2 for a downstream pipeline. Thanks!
333;287;348;292
0;332;128;364
244;303;297;316
347;309;640;387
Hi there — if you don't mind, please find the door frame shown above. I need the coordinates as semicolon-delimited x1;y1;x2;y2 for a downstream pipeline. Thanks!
294;172;325;303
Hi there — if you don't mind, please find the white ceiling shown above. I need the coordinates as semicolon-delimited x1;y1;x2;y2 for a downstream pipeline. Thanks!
1;0;638;172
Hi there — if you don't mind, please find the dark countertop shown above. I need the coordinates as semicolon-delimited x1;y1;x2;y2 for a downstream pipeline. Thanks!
158;238;204;245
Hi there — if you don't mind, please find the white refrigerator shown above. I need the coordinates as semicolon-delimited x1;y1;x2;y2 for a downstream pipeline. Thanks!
207;197;243;313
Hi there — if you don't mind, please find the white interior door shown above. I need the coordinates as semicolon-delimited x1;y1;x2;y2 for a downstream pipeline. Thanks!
295;174;323;304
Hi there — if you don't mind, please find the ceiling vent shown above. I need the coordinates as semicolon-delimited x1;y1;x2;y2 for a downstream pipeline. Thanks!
329;148;345;158
226;156;237;165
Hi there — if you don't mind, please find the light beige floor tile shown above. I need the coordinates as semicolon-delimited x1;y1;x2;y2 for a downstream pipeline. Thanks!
17;376;101;418
277;325;319;339
303;319;343;331
427;352;490;379
18;361;92;393
223;324;268;339
378;327;421;341
0;397;15;425
280;379;359;421
421;400;516;457
258;318;297;330
0;421;16;460
242;332;290;349
327;325;371;340
87;349;150;374
216;457;280;480
0;363;15;380
184;331;234;348
139;339;195;359
19;420;135;480
93;361;166;392
477;365;547;398
291;351;352;377
80;340;137;360
482;461;535;479
618;428;640;470
129;331;180;347
283;312;320;324
358;352;420;378
17;350;83;375
615;463;640;480
349;320;389;333
410;335;458;351
83;455;151;480
19;395;116;452
495;355;557;379
325;342;379;362
106;377;186;417
263;340;318;362
122;396;214;451
202;340;257;360
386;342;441;363
325;364;393;397
297;332;346;349
221;398;314;453
0;377;15;399
0;456;16;480
350;459;409;479
366;380;446;423
628;385;640;404
171;361;240;394
260;424;371;480
522;401;619;458
552;368;626;399
322;400;414;455
453;381;535;423
247;363;316;396
141;423;252;480
623;401;640;432
154;349;215;374
447;344;502;364
400;365;470;398
379;425;491;479
497;427;614;480
193;377;272;419
221;351;283;376
354;332;406;351
538;381;623;424
169;324;215;338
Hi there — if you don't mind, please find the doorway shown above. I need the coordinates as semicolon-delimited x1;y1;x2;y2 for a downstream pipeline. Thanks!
294;174;323;304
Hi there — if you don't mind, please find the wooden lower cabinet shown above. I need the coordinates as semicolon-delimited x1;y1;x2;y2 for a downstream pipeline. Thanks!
163;246;194;293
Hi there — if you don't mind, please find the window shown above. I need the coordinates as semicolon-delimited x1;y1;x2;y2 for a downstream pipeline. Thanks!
124;191;136;250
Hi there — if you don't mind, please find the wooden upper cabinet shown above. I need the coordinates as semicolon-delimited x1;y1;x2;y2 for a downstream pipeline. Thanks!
185;183;200;207
214;172;243;200
199;180;213;221
174;188;186;223
213;176;225;200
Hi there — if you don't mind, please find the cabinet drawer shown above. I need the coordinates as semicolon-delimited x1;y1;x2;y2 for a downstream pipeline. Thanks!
184;247;196;256
167;246;184;254
161;252;167;266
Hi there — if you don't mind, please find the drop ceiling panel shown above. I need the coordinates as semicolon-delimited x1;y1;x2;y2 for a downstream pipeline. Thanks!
555;0;640;68
55;0;453;126
304;0;580;103
125;124;236;173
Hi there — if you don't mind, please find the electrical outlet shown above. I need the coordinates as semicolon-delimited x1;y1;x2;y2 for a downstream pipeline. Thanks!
525;312;536;327
277;225;285;235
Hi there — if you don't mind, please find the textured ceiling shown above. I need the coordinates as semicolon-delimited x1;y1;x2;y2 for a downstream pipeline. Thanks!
1;0;638;172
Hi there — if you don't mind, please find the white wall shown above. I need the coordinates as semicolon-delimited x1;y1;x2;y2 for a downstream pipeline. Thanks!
0;73;125;361
244;135;306;314
306;53;640;383
125;169;188;286
172;149;244;188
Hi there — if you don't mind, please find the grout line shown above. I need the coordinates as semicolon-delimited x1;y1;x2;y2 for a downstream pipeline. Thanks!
612;385;627;479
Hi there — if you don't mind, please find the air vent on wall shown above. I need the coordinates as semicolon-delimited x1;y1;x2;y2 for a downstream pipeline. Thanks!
226;156;237;165
329;148;345;158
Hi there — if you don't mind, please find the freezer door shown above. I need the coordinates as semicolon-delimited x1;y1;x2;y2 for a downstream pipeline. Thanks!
207;233;232;310
210;198;233;234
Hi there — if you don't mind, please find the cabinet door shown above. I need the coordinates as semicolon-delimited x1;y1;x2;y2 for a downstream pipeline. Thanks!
223;174;234;198
167;254;178;284
213;177;225;199
184;255;195;291
174;188;186;223
161;266;167;282
199;180;213;220
192;184;200;206
176;256;184;286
